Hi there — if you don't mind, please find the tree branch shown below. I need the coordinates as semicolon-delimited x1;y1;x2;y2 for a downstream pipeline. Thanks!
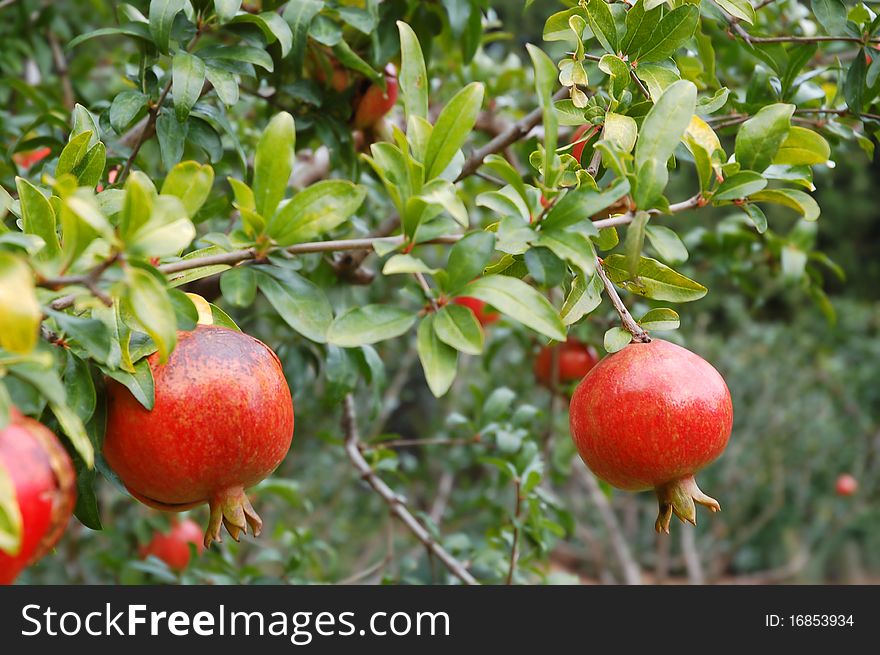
595;256;651;343
505;477;523;585
341;394;479;585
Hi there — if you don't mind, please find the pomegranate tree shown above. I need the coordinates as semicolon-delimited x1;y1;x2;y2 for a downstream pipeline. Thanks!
569;339;732;533
141;518;205;571
0;409;76;584
534;338;599;387
104;325;294;548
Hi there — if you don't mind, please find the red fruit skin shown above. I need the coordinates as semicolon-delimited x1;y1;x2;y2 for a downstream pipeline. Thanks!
0;410;76;585
13;147;51;169
453;296;500;327
570;125;592;163
141;518;205;571
570;340;732;491
353;64;399;129
103;325;294;545
534;338;599;387
835;474;858;497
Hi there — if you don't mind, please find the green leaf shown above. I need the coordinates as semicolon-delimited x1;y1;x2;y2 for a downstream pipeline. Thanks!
645;225;688;264
583;0;618;54
101;359;155;410
253;112;295;219
560;271;603;325
603;254;707;302
397;21;429;122
460;276;565;340
16;178;61;259
811;0;848;35
603;112;638;153
56;132;91;178
198;45;274;72
636;6;699;64
622;0;662;57
543;7;585;42
283;0;323;73
750;188;820;220
156;112;187;170
536;229;597;277
635;80;697;170
382;254;438;275
424;83;484;179
433;304;484;355
639;307;680;331
624;211;649;279
67;24;154;49
47;310;111;363
255;268;333;343
165;246;231;287
214;0;242;22
845;50;867;116
205;64;239;106
542;178;630;231
734;103;794;172
0;463;23;557
444;231;495;293
327;305;417;347
220;266;257;307
123;267;178;363
525;247;566;287
172;52;206;122
71;104;100;147
0;253;40;354
714;0;755;24
209;303;240;331
773;125;831;166
526;44;558;186
50;402;94;468
149;0;186;54
269;180;365;246
604;327;632;353
713;171;768;201
742;203;768;233
161;161;214;218
417;315;458;397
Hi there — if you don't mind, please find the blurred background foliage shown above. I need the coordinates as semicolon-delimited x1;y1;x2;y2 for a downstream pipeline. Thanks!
3;0;878;584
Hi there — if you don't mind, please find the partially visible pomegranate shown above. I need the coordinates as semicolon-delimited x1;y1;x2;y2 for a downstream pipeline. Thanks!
570;125;596;164
314;57;350;92
0;408;76;585
569;339;732;533
453;296;499;327
104;325;294;547
141;518;205;571
835;474;858;497
13;147;51;169
534;338;599;387
353;64;398;129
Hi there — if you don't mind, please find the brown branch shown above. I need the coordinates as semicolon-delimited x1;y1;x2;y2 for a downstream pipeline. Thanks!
47;32;74;111
455;87;568;182
595;256;650;343
505;477;523;585
341;394;479;585
363;436;481;451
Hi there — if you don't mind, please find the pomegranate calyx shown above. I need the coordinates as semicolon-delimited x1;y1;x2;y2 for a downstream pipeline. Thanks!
205;487;263;548
653;475;720;534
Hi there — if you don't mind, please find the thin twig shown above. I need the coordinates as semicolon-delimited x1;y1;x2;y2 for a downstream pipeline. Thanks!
505;477;523;585
341;394;479;585
595;256;650;342
363;436;482;451
414;271;439;311
586;149;602;177
47;32;74;111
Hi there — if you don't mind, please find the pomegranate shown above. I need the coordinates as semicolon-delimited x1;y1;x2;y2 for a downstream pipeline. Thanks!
314;58;350;93
0;408;76;585
353;64;398;129
453;296;499;327
13;146;51;169
534;338;599;387
104;325;294;547
570;125;595;164
569;339;732;533
141;518;205;571
835;474;858;497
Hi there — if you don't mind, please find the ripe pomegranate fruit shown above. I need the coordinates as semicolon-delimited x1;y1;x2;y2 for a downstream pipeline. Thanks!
534;338;599;387
569;339;732;533
453;296;500;327
835;474;858;497
13;146;51;169
104;325;294;547
0;408;76;585
314;57;350;92
141;518;205;571
570;125;595;164
353;64;398;129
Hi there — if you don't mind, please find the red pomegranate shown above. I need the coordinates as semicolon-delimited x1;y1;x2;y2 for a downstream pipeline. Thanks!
570;125;596;164
569;339;732;533
835;474;858;497
141;518;205;571
353;64;398;129
13;146;51;169
0;408;76;585
104;325;294;547
453;296;500;327
534;338;599;387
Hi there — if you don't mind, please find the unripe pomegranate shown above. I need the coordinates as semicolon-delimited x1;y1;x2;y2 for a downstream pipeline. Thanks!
570;125;594;163
835;473;858;497
534;338;599;387
353;64;398;129
141;518;205;571
0;409;76;585
569;339;732;533
453;296;499;327
104;325;294;548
